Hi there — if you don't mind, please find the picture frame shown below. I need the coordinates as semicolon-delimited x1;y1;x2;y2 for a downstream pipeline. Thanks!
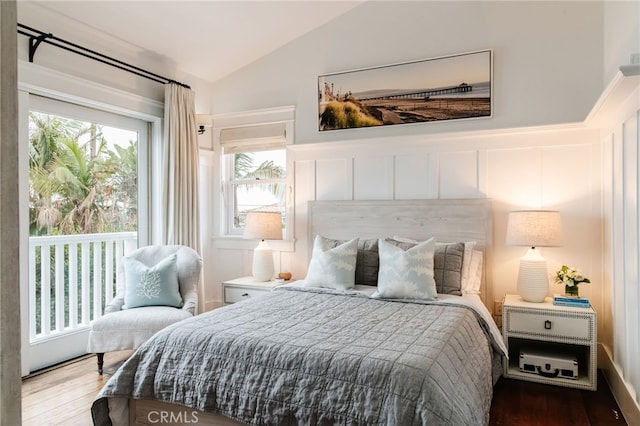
318;49;492;131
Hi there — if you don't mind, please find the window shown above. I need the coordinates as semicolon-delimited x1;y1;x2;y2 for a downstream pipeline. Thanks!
28;95;148;238
23;93;151;372
213;106;294;240
221;123;287;235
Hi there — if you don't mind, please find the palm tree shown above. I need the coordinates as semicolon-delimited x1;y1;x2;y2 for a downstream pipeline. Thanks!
232;152;285;227
102;142;138;232
28;112;137;235
29;112;70;235
234;154;285;195
53;135;108;234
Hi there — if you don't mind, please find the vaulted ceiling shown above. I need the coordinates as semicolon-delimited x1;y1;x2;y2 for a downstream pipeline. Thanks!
17;1;364;83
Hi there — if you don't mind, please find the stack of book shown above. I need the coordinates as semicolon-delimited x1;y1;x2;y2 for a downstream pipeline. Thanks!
553;294;590;308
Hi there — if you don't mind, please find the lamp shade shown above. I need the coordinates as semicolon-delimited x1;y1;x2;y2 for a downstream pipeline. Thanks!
506;210;563;303
243;211;283;241
506;210;563;247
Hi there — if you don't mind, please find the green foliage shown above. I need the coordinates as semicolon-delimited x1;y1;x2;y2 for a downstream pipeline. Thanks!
232;152;286;227
319;100;381;130
28;111;138;236
233;152;254;178
234;153;285;198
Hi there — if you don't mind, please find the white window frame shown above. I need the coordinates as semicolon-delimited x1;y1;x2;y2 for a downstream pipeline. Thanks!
18;62;164;245
27;94;150;243
224;146;287;236
18;61;163;376
212;106;295;248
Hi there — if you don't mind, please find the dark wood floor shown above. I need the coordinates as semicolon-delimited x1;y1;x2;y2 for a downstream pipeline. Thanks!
490;370;628;425
23;352;627;425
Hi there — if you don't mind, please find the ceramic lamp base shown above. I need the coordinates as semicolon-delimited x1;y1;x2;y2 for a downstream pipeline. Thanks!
517;248;549;303
252;240;274;282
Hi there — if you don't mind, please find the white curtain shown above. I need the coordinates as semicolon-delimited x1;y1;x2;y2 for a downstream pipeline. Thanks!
162;83;201;253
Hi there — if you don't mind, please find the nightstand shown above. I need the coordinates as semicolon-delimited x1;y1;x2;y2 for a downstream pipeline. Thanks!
502;294;597;390
222;276;281;305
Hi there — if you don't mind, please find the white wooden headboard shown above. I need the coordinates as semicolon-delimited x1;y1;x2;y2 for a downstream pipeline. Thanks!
307;199;493;308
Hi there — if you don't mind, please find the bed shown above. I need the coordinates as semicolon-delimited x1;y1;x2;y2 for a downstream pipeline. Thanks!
92;199;506;426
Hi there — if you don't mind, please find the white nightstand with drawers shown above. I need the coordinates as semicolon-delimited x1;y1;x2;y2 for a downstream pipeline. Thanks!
222;276;281;305
502;294;597;390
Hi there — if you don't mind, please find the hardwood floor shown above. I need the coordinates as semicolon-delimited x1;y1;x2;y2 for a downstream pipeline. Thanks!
22;353;628;426
490;371;628;426
22;350;132;426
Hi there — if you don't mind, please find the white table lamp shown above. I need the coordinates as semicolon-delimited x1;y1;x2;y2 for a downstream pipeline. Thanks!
243;211;283;281
506;210;563;302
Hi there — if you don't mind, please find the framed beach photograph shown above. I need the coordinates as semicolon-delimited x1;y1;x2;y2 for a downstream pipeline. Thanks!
318;49;492;131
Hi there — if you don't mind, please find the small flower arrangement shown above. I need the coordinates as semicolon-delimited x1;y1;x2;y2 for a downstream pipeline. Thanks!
555;265;590;296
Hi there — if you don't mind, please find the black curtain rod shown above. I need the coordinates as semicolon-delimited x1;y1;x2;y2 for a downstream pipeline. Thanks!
17;23;190;89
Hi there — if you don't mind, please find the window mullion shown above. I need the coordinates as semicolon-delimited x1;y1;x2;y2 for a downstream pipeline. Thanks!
231;178;285;185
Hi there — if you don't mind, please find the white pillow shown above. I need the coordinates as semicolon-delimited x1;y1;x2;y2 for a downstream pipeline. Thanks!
462;250;483;294
460;241;477;292
392;236;476;293
303;235;358;290
372;238;438;300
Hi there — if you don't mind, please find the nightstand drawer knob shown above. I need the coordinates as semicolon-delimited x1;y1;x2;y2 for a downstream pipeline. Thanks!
544;320;552;330
241;293;249;297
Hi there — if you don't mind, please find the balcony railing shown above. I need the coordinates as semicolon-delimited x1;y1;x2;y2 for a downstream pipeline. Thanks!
29;232;137;342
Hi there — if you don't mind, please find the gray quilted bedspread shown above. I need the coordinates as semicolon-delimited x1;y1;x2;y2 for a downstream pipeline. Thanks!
92;289;501;425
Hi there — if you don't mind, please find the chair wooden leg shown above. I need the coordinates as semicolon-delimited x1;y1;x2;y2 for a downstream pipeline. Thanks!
97;353;104;375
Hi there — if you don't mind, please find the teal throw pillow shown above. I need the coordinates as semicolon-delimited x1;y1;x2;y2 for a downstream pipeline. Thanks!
122;253;183;309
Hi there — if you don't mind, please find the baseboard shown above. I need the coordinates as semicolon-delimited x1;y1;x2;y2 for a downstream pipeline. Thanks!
204;300;223;312
598;343;640;426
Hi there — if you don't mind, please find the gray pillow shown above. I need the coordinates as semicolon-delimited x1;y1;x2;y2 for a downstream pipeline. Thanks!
433;242;465;295
386;239;465;295
372;238;437;300
323;238;379;286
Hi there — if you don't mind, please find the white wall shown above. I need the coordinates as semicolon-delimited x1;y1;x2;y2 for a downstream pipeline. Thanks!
17;1;214;112
603;1;640;85
211;1;604;143
207;1;606;309
599;72;640;420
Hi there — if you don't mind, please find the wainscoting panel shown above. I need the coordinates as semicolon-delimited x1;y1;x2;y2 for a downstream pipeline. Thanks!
288;126;601;313
600;77;640;421
486;147;543;207
353;156;394;200
541;144;594;207
438;150;480;199
294;159;315;221
394;154;433;199
208;125;603;316
621;111;639;398
315;158;352;200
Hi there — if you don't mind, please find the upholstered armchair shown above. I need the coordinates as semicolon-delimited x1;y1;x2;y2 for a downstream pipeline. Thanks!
87;245;201;374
